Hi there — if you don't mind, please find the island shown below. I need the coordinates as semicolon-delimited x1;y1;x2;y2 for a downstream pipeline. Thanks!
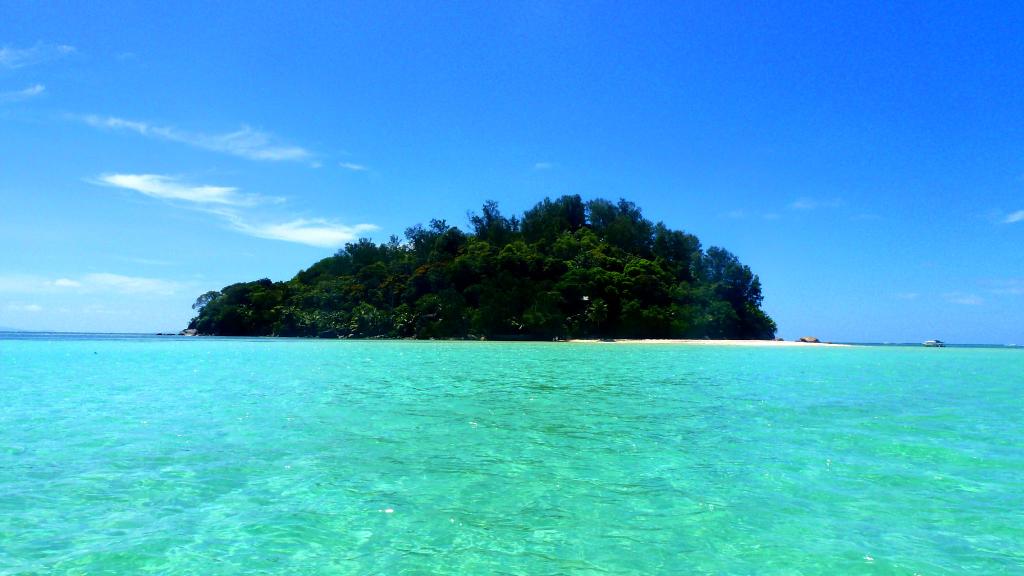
187;196;777;340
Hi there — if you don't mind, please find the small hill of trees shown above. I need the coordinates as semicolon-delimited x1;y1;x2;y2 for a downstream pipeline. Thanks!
189;196;776;340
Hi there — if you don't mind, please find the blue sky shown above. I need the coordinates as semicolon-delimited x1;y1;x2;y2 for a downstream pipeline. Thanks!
1;1;1022;343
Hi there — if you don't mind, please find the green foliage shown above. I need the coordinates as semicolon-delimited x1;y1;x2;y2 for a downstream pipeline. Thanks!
192;290;221;311
188;196;777;340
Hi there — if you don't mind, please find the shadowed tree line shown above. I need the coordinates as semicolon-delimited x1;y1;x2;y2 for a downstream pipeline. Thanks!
188;196;776;340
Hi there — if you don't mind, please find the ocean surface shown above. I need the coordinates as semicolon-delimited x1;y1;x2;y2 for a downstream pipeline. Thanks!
1;334;1021;574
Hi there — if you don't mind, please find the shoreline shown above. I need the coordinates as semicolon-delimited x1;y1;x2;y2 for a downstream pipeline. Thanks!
153;332;854;346
565;338;852;347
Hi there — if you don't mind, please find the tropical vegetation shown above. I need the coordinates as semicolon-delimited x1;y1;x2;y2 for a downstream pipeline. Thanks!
188;196;776;340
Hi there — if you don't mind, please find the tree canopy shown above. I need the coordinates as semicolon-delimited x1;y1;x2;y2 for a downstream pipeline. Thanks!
189;195;776;340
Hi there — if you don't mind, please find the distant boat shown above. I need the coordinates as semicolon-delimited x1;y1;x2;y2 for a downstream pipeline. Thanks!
923;339;946;347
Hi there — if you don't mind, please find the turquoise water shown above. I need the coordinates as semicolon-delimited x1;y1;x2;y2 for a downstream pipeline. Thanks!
1;336;1021;574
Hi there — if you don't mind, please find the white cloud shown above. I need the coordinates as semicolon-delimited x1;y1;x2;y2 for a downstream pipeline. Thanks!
533;162;554;170
987;279;1024;295
0;84;45;102
894;292;919;300
0;274;184;296
5;303;43;313
94;174;376;249
190;126;310;161
340;162;368;172
790;197;844;210
117;256;175;266
1004;210;1024;224
944;292;983;306
97;173;270;206
82;273;180;296
87;116;148;133
0;275;53;293
724;210;781;220
222;213;377;248
0;43;75;68
83;115;311;162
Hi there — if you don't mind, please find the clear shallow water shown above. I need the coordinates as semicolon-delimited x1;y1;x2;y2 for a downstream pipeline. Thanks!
1;336;1021;575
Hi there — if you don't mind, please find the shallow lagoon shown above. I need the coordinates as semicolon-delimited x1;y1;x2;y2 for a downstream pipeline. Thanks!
1;336;1021;574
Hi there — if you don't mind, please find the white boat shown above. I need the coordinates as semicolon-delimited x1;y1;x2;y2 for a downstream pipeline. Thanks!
923;339;945;347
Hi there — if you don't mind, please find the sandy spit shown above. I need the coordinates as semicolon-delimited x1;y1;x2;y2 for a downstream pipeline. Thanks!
565;339;852;347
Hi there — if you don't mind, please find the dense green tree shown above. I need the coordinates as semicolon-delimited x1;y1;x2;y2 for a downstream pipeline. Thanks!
188;196;777;340
192;290;221;312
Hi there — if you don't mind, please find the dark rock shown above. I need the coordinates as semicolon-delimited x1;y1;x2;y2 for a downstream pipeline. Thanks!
798;336;820;343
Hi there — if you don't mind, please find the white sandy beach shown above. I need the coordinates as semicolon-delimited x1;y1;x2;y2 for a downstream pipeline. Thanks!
566;339;851;347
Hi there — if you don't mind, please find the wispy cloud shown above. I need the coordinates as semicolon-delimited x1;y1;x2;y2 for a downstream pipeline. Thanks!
0;275;53;293
0;84;45;103
96;173;273;206
117;256;175;267
0;43;75;69
219;211;377;248
894;292;919;300
83;273;182;296
789;197;844;210
0;273;184;296
5;303;43;313
1004;210;1024;224
83;115;311;162
533;162;554;170
339;162;368;172
94;173;376;248
723;210;781;221
944;292;984;306
985;279;1024;295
